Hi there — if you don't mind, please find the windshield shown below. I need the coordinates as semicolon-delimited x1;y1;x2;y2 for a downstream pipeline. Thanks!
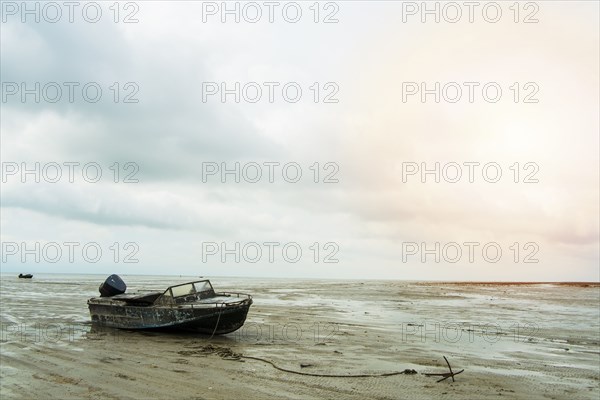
194;281;212;292
169;281;213;298
171;283;196;298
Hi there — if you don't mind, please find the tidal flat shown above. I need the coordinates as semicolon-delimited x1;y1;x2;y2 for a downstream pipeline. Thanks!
1;274;599;399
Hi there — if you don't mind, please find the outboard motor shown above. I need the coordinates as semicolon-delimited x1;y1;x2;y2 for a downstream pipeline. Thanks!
99;274;126;297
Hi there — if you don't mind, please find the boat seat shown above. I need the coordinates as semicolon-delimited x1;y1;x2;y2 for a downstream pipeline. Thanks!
174;294;198;304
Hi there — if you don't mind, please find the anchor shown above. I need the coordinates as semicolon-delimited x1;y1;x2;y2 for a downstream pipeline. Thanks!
423;356;464;383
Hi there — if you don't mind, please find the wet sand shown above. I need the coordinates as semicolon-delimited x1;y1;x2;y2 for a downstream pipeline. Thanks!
1;275;599;399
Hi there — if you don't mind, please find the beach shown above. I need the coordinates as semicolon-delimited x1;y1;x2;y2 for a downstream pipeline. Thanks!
1;274;598;399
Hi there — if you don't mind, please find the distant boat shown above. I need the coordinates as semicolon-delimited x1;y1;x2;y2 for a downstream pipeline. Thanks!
18;273;33;279
88;275;253;335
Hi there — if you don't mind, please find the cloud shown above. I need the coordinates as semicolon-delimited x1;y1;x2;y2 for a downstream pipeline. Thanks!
1;1;598;280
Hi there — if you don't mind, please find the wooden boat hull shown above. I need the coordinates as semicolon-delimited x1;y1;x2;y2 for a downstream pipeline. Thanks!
88;298;252;335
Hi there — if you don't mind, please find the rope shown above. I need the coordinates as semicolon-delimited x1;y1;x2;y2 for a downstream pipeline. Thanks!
239;355;416;378
209;303;225;340
178;344;418;378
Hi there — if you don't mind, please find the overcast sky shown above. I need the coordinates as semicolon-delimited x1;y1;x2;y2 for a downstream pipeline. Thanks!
1;1;598;281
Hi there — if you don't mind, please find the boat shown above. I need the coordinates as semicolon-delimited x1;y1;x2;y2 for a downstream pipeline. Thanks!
88;275;253;335
18;273;33;279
